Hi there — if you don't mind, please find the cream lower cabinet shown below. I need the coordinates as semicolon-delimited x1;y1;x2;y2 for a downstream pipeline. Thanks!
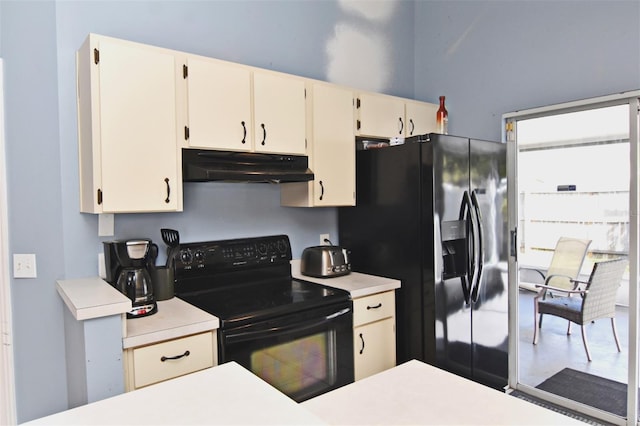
123;331;216;391
352;291;396;381
77;34;182;213
281;82;355;207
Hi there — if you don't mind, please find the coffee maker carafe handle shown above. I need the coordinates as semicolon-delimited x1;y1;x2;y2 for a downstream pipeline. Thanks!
125;270;137;301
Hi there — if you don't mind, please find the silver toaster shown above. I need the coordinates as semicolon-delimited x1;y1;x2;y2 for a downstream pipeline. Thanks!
300;245;351;278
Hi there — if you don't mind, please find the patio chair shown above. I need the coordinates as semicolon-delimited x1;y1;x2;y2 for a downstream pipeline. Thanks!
532;257;627;361
523;237;592;327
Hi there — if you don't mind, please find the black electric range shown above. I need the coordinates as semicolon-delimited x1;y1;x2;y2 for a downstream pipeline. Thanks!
173;235;355;402
173;234;350;328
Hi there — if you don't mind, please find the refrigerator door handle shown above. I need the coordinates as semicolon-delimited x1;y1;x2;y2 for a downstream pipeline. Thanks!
470;190;485;303
458;191;473;305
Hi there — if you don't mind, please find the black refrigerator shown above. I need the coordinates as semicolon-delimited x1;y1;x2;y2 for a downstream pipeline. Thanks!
338;133;508;389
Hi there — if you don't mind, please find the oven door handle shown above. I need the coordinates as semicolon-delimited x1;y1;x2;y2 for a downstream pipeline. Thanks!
225;307;351;344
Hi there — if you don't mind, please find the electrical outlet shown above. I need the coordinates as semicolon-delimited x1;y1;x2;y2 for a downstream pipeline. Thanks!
320;234;331;245
13;254;37;278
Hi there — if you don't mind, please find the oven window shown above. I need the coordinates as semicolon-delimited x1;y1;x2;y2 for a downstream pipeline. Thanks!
250;330;337;396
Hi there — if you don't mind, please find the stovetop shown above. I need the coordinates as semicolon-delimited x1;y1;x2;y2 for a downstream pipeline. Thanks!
173;235;351;328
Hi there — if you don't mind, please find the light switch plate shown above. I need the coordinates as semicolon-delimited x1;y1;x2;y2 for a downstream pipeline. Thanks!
13;254;37;278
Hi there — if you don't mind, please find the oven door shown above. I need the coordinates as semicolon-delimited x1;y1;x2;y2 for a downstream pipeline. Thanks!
219;301;354;402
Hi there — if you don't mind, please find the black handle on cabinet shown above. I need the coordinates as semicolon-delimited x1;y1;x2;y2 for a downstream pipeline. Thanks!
359;333;365;354
409;118;415;135
241;121;247;144
398;117;404;134
161;350;190;362
261;123;266;145
366;303;382;310
164;178;170;203
319;181;324;201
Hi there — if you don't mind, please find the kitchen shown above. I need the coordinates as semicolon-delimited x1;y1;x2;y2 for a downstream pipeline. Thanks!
1;1;638;424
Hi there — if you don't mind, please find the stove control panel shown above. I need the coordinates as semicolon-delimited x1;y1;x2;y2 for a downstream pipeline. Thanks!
174;234;292;274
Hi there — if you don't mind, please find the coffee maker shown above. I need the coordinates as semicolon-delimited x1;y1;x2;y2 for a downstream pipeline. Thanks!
104;239;158;318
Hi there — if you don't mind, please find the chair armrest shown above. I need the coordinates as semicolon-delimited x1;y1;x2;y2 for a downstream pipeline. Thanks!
534;283;587;295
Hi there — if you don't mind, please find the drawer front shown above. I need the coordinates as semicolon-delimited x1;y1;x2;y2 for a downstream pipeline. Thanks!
132;332;214;388
353;291;395;327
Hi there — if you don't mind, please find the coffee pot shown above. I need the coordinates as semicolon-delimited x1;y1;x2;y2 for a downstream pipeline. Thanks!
104;239;158;319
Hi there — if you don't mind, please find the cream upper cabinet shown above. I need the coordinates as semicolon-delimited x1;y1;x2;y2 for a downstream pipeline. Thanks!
405;100;438;137
253;71;306;155
281;82;355;207
184;57;252;151
77;34;182;213
356;92;406;139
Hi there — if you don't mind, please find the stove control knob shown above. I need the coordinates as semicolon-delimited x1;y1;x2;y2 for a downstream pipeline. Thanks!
194;250;205;263
257;243;267;255
180;249;193;264
277;239;287;252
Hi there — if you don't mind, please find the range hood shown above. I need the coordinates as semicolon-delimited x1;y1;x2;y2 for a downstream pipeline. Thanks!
182;149;314;183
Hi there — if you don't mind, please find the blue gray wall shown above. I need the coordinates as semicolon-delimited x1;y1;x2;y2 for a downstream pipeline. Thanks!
1;0;415;422
414;0;640;142
2;0;639;422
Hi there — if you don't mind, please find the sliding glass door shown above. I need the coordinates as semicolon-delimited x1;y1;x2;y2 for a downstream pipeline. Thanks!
505;91;640;425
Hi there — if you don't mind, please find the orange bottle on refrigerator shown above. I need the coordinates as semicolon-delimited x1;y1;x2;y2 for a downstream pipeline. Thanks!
436;96;448;135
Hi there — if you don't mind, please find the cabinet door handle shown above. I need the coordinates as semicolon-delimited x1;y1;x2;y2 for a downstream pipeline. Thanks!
367;303;382;310
319;181;324;201
164;178;170;203
409;118;415;135
398;117;404;134
161;350;190;362
260;123;266;145
241;121;247;144
359;333;365;354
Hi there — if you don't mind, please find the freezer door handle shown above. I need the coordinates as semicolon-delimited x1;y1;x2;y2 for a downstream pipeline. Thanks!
470;190;484;303
458;191;473;305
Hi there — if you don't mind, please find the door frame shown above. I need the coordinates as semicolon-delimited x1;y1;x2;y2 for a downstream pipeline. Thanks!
504;90;640;425
0;57;17;425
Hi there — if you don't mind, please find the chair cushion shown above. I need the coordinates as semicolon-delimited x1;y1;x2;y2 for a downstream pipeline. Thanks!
538;296;583;324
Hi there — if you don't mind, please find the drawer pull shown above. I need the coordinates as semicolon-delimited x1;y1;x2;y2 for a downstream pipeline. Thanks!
367;303;382;310
359;333;365;354
160;350;190;362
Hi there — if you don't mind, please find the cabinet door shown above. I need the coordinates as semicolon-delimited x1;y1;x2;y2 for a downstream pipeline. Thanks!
98;39;180;212
405;100;438;137
356;93;405;138
281;83;355;207
354;318;396;381
311;84;355;206
253;71;306;154
186;57;252;151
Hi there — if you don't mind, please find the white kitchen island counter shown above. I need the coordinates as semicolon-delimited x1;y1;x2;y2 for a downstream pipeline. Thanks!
302;360;583;425
25;362;326;425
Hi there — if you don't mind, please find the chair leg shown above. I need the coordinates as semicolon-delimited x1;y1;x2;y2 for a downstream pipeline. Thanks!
566;321;572;335
611;318;622;352
580;325;592;362
533;298;539;345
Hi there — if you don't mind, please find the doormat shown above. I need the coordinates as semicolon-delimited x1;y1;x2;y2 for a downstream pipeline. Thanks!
536;368;627;417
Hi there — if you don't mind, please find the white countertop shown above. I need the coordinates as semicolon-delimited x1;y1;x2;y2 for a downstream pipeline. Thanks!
303;360;583;425
24;361;326;425
56;277;131;321
123;297;219;349
291;259;401;298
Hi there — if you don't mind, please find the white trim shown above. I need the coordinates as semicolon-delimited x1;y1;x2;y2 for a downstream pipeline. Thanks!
0;58;17;425
504;92;640;424
503;90;640;119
